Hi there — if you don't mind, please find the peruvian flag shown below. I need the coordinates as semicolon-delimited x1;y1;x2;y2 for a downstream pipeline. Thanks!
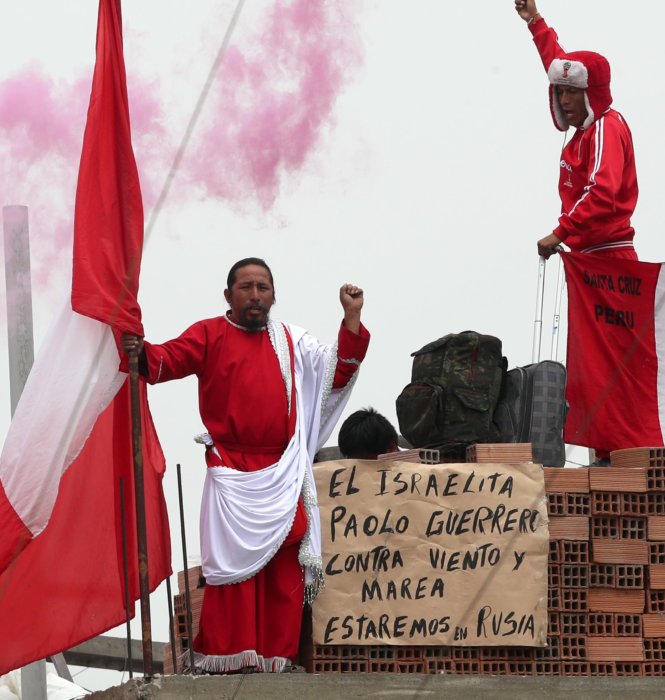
0;0;171;675
562;252;665;454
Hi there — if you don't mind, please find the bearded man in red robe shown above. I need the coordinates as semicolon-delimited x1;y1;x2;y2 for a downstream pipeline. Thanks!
122;257;369;673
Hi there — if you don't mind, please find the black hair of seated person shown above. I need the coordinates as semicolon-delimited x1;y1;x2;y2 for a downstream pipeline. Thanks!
338;407;399;460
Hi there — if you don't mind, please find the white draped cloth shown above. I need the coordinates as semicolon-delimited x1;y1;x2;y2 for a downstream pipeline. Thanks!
198;320;358;600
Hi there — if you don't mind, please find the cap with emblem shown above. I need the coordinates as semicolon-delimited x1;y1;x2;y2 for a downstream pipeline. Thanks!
547;50;612;131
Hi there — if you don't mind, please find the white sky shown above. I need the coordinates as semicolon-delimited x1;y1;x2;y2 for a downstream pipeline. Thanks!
1;0;665;692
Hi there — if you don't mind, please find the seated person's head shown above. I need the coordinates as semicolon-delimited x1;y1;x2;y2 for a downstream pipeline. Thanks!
338;407;399;460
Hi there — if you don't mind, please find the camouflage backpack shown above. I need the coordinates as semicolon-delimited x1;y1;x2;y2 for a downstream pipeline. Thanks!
396;331;507;450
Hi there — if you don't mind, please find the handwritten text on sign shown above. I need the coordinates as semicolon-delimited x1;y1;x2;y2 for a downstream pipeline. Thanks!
312;460;548;646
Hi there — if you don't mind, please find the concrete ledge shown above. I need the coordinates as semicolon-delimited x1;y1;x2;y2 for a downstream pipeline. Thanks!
89;673;665;700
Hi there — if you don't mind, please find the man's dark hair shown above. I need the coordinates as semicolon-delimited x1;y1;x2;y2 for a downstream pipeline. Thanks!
338;407;399;460
226;257;275;291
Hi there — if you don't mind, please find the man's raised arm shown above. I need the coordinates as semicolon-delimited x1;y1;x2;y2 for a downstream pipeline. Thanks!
514;0;565;73
339;283;363;334
514;0;539;24
333;283;369;388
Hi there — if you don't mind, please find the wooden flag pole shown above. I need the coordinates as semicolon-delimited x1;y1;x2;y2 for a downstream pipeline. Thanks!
128;352;153;678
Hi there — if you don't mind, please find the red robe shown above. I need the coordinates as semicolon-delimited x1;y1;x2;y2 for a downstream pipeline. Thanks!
142;315;369;670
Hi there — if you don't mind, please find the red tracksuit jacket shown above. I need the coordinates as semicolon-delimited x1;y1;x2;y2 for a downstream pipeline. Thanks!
530;19;638;256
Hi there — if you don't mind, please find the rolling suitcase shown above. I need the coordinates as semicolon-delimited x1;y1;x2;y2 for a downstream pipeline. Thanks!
495;360;567;467
495;255;568;467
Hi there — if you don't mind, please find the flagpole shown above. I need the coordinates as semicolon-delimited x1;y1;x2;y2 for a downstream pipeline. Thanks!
128;353;153;678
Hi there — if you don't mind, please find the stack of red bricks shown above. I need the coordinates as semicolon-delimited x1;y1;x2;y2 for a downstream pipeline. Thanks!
162;566;205;674
163;447;665;675
548;446;665;675
306;445;665;675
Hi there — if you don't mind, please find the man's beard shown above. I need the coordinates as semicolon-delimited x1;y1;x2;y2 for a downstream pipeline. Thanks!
240;304;270;331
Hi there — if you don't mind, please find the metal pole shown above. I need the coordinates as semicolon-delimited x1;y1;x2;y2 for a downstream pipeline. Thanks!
119;477;134;680
128;354;153;678
3;206;34;415
532;256;546;363
165;575;178;674
144;0;247;244
48;655;73;683
177;463;196;674
3;206;48;700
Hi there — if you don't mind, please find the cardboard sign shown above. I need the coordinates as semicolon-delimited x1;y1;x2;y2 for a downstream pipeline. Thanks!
312;460;548;647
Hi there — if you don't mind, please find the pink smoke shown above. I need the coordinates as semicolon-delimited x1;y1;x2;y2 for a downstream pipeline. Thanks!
0;67;167;291
0;68;87;289
182;0;363;210
0;69;85;161
0;0;363;294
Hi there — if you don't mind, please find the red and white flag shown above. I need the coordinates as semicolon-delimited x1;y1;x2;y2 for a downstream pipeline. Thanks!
562;252;665;454
0;0;170;674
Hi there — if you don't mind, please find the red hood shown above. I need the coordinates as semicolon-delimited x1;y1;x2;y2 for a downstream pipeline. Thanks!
547;50;612;131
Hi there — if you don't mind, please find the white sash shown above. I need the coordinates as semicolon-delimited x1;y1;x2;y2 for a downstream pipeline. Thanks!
199;321;358;601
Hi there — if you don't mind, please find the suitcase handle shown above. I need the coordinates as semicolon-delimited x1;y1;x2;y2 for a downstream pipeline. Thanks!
532;256;546;363
532;247;565;363
551;252;566;361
